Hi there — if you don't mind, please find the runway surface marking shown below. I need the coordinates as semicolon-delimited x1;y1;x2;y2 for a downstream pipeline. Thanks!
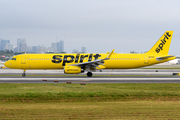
1;78;180;81
73;80;92;82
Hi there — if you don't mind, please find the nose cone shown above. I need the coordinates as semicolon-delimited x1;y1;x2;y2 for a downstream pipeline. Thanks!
4;61;10;68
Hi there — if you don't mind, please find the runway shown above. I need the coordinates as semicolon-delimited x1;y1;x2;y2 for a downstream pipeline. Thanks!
1;69;180;75
1;69;180;83
1;76;180;83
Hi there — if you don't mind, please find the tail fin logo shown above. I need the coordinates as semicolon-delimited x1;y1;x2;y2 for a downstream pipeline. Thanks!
155;32;171;53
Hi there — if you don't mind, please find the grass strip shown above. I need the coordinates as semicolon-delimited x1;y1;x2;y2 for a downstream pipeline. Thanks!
0;83;180;102
1;101;180;119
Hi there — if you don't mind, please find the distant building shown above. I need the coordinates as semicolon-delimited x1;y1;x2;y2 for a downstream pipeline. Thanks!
0;39;10;51
11;44;14;50
168;59;180;64
17;38;26;52
81;47;86;53
14;47;18;53
32;46;38;53
72;49;78;53
167;56;180;64
30;45;47;53
51;40;64;53
51;43;58;52
4;43;11;51
27;46;33;53
46;47;53;53
20;42;27;52
59;40;64;53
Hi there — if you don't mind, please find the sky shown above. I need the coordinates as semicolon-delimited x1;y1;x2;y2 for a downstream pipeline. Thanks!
0;0;180;54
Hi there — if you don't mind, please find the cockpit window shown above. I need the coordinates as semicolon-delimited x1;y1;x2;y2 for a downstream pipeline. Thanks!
11;58;16;60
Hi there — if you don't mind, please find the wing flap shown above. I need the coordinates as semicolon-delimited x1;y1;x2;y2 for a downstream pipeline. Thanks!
96;65;106;70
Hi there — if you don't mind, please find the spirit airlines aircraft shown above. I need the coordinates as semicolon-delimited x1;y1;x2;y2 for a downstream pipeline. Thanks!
4;31;175;77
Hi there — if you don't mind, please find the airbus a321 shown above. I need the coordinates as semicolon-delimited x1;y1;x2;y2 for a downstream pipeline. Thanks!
4;31;175;77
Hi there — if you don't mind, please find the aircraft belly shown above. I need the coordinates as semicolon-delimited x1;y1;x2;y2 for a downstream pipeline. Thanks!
105;61;145;69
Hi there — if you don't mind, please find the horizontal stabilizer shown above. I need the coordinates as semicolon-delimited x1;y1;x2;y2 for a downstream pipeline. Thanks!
156;55;175;61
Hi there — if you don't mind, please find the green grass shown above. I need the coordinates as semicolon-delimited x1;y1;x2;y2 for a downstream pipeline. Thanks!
1;83;180;102
0;101;180;119
1;83;180;119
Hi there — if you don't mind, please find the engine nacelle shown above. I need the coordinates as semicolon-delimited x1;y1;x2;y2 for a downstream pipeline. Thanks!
64;66;84;74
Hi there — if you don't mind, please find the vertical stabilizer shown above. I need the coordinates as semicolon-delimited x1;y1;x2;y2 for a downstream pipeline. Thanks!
147;31;173;55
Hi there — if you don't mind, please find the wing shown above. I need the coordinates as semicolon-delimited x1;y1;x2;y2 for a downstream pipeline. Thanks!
69;49;115;69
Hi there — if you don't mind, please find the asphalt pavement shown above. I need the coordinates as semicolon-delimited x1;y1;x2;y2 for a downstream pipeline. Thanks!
1;69;180;83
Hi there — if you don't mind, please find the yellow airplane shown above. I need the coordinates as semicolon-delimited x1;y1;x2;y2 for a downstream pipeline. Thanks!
4;31;175;77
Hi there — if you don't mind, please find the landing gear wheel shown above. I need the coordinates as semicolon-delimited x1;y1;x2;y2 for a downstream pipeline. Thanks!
87;72;92;77
22;73;26;77
22;69;26;77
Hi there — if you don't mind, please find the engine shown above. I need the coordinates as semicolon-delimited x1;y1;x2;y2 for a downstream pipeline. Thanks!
64;66;84;74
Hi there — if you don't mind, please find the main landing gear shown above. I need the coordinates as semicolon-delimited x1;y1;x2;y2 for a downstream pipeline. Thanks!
22;69;26;77
87;72;92;77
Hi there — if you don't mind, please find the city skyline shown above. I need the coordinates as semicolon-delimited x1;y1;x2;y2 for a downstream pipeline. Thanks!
0;38;87;53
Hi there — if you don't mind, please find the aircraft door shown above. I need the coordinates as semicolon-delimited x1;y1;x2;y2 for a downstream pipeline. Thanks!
144;55;149;64
21;55;26;64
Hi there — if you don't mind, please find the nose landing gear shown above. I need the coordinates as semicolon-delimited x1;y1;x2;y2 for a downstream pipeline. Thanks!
22;69;26;77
